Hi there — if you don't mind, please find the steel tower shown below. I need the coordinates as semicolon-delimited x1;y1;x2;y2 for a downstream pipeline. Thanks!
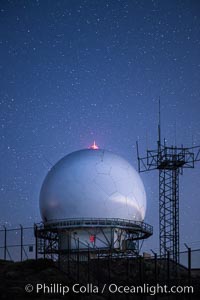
136;106;200;263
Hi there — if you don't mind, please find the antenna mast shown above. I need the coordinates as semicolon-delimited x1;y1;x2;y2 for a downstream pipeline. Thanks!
158;97;161;147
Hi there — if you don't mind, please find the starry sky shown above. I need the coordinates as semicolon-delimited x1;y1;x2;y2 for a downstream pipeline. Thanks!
1;0;200;253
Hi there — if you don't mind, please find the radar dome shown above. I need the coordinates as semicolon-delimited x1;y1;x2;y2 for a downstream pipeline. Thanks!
40;149;146;222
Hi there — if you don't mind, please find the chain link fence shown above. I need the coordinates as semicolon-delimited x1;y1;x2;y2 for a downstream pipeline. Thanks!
0;225;199;284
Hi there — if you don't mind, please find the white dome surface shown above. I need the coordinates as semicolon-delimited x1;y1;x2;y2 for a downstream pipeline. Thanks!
40;149;146;222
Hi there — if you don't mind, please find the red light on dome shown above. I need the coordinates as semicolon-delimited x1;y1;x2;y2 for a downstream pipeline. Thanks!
90;141;99;150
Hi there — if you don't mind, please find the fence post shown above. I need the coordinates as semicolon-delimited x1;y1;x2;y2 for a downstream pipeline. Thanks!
77;238;80;282
4;226;7;261
34;224;38;261
188;247;191;284
139;255;144;284
20;225;23;262
87;245;90;282
184;244;191;285
126;257;129;283
67;232;70;275
167;251;170;285
97;249;100;285
151;250;158;283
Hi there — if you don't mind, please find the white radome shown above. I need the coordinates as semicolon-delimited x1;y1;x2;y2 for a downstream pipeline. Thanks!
40;148;146;222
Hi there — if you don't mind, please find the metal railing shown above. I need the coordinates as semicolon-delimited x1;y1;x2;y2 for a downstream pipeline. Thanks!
39;217;153;234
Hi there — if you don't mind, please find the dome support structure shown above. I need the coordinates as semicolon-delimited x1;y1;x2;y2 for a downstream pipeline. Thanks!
35;218;153;261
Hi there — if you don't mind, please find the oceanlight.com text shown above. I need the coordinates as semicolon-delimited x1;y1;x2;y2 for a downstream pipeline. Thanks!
25;282;194;296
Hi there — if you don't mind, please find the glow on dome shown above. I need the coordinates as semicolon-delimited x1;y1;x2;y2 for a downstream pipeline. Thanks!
40;148;147;223
89;140;99;150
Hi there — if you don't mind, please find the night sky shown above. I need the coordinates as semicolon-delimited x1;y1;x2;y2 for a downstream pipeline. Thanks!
1;0;200;253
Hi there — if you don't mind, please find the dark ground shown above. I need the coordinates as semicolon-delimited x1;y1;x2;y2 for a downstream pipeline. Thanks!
0;258;199;300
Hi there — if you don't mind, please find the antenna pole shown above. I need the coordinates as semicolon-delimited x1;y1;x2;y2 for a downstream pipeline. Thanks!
136;141;140;172
158;97;161;152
